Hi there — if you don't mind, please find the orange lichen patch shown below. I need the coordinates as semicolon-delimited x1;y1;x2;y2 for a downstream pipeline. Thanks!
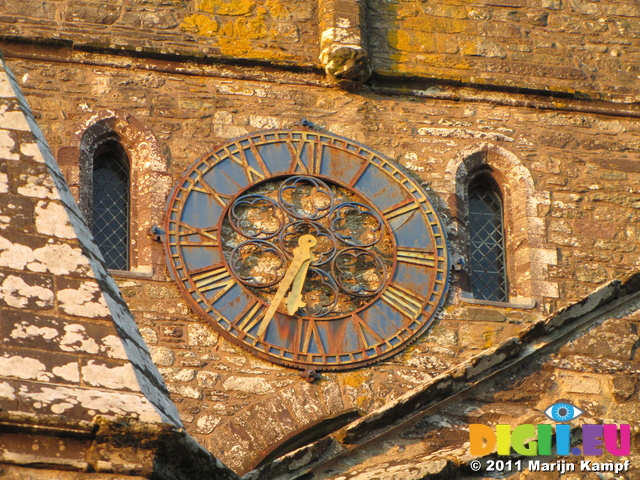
218;12;268;39
265;0;291;20
343;371;369;389
197;0;256;16
388;29;437;53
401;15;467;34
180;14;219;36
396;2;421;17
429;4;468;19
482;331;496;349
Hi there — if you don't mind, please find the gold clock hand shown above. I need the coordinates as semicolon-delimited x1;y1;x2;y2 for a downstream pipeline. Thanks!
257;234;317;337
285;253;316;315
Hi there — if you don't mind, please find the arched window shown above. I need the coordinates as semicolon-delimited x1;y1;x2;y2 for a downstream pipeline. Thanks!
468;176;507;302
92;140;130;270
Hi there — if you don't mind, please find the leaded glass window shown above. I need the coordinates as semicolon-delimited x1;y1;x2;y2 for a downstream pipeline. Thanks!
468;182;507;302
92;140;130;270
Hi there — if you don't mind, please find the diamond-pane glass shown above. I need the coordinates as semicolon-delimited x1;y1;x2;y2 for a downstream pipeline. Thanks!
469;185;507;302
92;142;129;270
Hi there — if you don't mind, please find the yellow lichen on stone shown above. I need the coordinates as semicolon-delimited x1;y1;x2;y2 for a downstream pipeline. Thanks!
343;371;369;389
388;29;436;53
403;15;467;34
197;0;256;16
181;14;219;36
396;2;421;17
217;13;292;60
218;12;268;40
265;0;291;20
355;395;372;410
182;3;294;61
482;331;495;349
429;4;468;19
417;54;471;70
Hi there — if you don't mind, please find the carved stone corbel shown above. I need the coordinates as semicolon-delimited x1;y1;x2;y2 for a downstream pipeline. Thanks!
318;0;371;88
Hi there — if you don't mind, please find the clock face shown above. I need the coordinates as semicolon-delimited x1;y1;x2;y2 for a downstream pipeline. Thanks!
165;130;449;371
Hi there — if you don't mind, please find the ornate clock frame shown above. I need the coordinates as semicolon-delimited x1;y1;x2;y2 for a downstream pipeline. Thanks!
164;129;449;371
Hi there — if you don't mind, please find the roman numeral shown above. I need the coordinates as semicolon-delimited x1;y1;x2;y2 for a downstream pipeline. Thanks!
289;140;318;174
381;283;424;319
349;161;370;187
177;222;219;246
352;314;384;349
225;146;268;183
233;300;265;334
191;179;232;207
248;143;272;178
383;199;421;221
300;319;325;355
191;264;235;297
396;247;435;267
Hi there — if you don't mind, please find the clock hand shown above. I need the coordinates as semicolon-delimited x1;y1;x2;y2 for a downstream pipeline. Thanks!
257;234;317;337
285;252;316;315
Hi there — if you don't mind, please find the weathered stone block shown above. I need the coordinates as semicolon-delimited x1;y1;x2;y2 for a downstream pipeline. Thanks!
2;0;56;19
188;323;219;347
149;345;176;367
122;10;178;29
557;373;603;395
460;38;507;58
167;383;203;399
223;376;274;395
280;383;326;425
64;2;122;25
612;374;638;402
196;370;220;388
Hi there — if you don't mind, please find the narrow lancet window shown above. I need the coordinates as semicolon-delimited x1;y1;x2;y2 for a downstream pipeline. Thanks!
92;140;130;270
468;179;507;302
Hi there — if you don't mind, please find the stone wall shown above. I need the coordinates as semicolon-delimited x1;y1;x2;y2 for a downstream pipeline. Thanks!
0;0;318;65
3;52;639;473
2;0;639;99
368;0;640;101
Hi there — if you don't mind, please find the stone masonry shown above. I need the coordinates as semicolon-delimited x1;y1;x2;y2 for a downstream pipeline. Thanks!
1;0;639;477
2;52;640;472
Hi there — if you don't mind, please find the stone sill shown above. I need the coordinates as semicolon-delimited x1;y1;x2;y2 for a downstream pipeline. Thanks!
460;293;536;310
108;269;154;279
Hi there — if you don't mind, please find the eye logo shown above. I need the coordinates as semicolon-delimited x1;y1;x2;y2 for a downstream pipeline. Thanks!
544;402;583;422
470;401;630;457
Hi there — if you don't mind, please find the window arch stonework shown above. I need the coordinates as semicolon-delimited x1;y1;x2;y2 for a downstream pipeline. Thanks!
58;110;170;277
441;143;558;311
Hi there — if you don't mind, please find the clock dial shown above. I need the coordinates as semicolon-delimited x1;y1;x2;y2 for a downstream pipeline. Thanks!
165;130;449;370
221;174;395;320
